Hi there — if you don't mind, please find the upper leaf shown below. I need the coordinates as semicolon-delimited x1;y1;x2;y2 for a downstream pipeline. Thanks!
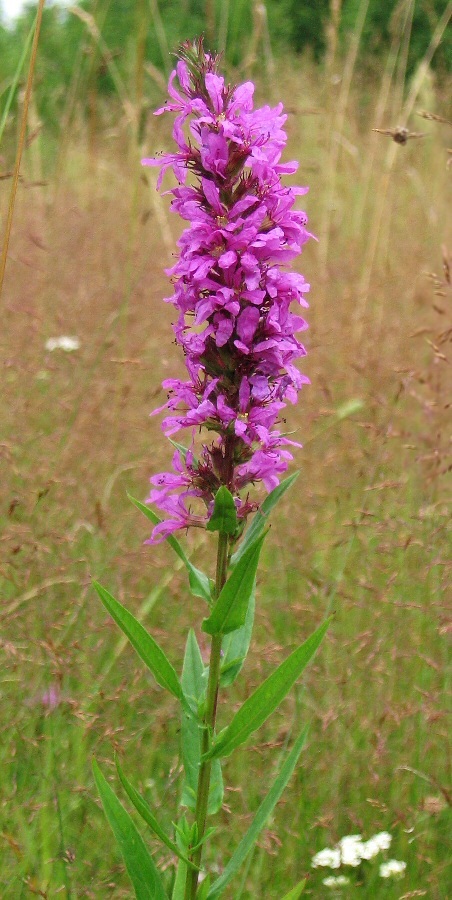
231;472;299;566
206;486;238;535
128;494;211;603
204;619;330;760
93;759;169;900
93;582;189;713
202;533;265;636
220;588;255;687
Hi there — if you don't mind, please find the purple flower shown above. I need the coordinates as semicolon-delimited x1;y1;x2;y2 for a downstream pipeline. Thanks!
142;39;311;543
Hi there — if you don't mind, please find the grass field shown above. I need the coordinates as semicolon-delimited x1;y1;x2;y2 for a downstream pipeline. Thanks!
1;41;451;900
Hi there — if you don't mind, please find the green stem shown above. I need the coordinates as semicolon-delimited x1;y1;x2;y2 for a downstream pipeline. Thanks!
185;530;230;900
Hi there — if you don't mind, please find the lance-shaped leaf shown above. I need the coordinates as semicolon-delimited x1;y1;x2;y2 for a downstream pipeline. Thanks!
92;759;169;900
206;728;308;899
197;876;212;900
181;631;223;816
281;880;306;899
93;582;189;713
168;438;198;467
232;472;299;566
220;589;255;688
171;857;186;900
181;630;205;809
206;486;238;535
128;494;211;603
202;534;266;637
116;758;195;869
204;619;330;761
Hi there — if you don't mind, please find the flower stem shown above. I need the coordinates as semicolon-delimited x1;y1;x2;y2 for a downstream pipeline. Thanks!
185;529;229;900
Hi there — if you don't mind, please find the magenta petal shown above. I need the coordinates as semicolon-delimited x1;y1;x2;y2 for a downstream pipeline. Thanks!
236;306;260;344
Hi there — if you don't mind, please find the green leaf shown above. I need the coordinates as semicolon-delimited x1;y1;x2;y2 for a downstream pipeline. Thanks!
206;729;309;899
181;631;206;811
115;758;194;868
232;472;299;566
281;880;306;899
206;486;238;535
180;631;223;817
168;438;198;467
171;858;186;900
93;582;188;712
197;875;212;900
128;494;211;603
205;619;330;760
202;534;265;636
92;759;169;900
220;589;255;687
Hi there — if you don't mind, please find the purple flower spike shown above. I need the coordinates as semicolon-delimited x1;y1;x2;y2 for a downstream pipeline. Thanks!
143;38;311;543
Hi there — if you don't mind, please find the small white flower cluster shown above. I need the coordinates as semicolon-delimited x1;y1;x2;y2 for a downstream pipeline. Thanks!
322;875;350;888
379;859;407;878
45;336;80;352
312;832;392;870
312;831;405;884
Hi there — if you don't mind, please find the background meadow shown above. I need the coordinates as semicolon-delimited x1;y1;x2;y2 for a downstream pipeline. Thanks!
1;1;451;897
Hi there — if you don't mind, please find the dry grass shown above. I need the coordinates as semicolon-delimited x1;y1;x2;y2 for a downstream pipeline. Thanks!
1;52;451;898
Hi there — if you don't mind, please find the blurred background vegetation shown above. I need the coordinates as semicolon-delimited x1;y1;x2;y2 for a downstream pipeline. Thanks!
1;1;451;898
1;0;451;144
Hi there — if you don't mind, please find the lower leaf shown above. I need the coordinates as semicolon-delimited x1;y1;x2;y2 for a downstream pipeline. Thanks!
206;727;309;899
281;879;306;899
93;759;169;900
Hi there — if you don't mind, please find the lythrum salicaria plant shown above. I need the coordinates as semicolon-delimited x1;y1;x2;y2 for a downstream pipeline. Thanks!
93;38;329;900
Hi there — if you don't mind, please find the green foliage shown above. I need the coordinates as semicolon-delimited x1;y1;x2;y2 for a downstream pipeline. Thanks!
202;533;265;636
266;0;330;61
93;581;189;710
206;728;309;899
128;495;212;603
92;759;169;900
231;472;299;566
116;758;194;867
180;631;224;816
340;0;452;77
281;881;307;900
206;485;238;536
205;619;330;761
219;587;255;687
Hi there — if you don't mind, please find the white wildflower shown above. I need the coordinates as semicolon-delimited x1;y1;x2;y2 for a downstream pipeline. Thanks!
339;834;365;866
312;847;341;869
45;336;80;352
379;859;406;878
361;831;392;859
323;875;350;888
